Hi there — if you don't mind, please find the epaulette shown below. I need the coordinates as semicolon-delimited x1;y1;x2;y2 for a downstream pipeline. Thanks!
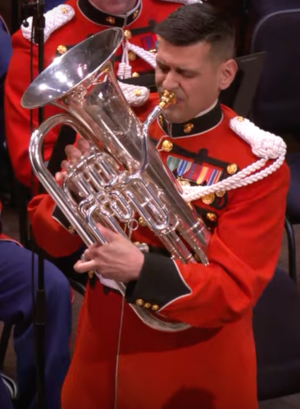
21;4;75;44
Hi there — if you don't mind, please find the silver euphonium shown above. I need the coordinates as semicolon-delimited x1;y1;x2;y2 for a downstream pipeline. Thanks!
21;28;211;332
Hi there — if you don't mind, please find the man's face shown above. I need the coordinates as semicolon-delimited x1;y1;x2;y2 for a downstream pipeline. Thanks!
156;38;234;124
89;0;137;15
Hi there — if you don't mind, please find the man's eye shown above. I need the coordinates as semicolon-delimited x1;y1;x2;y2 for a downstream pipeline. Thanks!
158;65;169;74
181;72;194;78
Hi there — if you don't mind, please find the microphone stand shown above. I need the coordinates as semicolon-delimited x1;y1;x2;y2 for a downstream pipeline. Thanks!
23;1;46;409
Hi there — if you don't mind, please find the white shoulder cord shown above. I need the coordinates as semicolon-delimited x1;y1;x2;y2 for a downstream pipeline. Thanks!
181;117;287;202
117;40;156;79
21;4;75;44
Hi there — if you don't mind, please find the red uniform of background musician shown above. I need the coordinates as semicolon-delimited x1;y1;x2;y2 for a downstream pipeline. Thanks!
28;4;289;409
4;0;182;188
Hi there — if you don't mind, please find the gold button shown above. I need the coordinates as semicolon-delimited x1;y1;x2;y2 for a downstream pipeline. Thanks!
133;9;139;19
158;114;163;126
216;190;225;197
183;123;194;134
57;45;68;55
201;193;215;205
134;89;141;96
151;304;160;311
124;29;132;40
161;140;173;152
144;302;151;309
68;225;76;234
61;7;68;14
206;212;217;222
194;253;201;263
128;50;137;61
138;216;147;227
88;271;94;279
227;163;238;175
132;72;139;78
136;299;144;306
106;16;116;25
236;116;244;122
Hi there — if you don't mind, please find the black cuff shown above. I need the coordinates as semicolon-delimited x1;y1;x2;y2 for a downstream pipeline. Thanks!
52;205;77;235
125;253;191;310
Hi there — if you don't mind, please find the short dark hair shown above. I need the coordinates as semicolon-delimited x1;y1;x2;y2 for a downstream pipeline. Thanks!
154;3;235;61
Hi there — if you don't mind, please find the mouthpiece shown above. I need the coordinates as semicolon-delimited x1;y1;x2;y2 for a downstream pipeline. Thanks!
159;90;177;109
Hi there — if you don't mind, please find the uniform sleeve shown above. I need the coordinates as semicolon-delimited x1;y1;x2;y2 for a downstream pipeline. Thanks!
4;33;59;187
126;163;290;328
27;193;83;257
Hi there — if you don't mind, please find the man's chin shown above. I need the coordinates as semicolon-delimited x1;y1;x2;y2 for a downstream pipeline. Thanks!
163;110;190;124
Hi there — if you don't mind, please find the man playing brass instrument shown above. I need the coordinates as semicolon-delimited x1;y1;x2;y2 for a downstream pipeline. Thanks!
28;3;289;408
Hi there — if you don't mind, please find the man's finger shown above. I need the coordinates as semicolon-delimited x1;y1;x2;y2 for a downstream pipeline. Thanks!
77;138;91;155
65;145;82;162
74;259;96;273
96;224;120;243
55;171;66;182
61;160;71;171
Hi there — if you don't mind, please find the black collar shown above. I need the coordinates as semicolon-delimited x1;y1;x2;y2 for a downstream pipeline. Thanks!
158;102;223;138
77;0;142;27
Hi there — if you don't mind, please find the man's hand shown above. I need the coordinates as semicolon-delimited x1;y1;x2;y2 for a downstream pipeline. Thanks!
55;138;91;182
74;224;145;283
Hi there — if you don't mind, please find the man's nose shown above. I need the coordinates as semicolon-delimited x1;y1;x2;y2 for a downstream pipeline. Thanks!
162;71;179;91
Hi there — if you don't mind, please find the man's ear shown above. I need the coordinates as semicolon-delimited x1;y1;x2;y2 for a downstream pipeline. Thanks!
219;59;238;91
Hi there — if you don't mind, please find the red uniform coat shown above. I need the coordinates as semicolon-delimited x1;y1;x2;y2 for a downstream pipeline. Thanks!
4;0;180;187
28;104;289;409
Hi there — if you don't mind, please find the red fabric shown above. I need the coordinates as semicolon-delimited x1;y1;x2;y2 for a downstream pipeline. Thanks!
4;0;180;188
29;105;289;408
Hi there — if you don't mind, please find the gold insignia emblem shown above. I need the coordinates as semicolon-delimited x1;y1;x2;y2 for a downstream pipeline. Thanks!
67;225;76;234
227;163;238;175
106;16;116;25
133;9;139;19
201;193;215;205
216;190;225;197
132;72;139;78
128;51;137;61
236;116;244;122
57;45;68;55
138;216;147;227
183;123;194;134
161;140;173;152
124;30;132;40
61;7;68;14
134;89;142;96
206;212;217;222
158;115;163;126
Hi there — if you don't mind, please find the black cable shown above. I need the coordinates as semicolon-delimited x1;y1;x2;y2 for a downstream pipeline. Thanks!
23;2;46;408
